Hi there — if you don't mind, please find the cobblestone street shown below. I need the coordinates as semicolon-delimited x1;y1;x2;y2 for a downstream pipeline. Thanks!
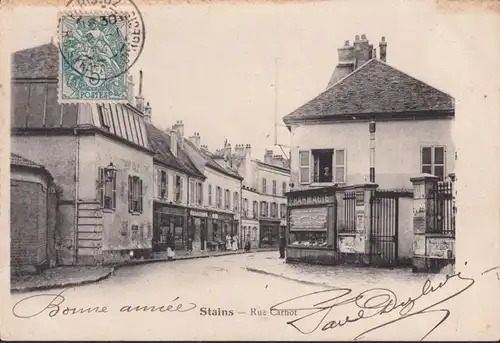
7;252;498;341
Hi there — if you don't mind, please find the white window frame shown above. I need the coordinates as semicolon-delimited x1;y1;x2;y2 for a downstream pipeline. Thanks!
272;180;277;195
262;178;267;194
301;149;347;185
421;145;446;181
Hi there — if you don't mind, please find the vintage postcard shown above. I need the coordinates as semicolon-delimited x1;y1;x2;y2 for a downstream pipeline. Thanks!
0;0;499;341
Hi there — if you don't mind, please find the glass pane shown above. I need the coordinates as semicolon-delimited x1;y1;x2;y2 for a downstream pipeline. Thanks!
421;147;432;165
300;167;310;183
422;165;432;174
335;167;345;183
434;147;445;164
299;151;309;166
434;166;445;181
11;83;29;127
62;104;78;126
335;149;345;166
45;83;62;127
28;83;45;126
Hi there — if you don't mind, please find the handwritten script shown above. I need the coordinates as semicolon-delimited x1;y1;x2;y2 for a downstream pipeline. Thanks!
270;271;477;340
12;288;197;319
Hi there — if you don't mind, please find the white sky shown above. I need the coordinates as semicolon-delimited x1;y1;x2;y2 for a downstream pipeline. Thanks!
4;0;500;161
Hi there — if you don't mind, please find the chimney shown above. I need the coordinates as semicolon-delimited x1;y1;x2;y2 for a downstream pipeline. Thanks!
272;154;284;168
172;120;184;137
264;149;273;164
245;144;252;158
379;36;387;62
135;70;145;112
189;132;200;147
127;75;135;105
223;143;232;158
353;34;372;69
144;102;152;122
337;40;354;66
234;144;245;157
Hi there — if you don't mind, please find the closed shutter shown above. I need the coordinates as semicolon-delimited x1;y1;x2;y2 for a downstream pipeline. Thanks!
128;175;133;212
97;167;105;207
112;172;116;210
139;178;143;213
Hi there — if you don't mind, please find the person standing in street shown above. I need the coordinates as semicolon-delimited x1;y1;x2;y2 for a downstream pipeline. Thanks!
279;234;285;259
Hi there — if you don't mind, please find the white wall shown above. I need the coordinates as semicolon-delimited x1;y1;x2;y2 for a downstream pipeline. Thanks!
290;119;455;190
203;166;241;219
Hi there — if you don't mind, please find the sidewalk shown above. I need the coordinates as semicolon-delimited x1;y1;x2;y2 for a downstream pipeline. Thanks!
122;247;277;266
11;248;277;293
11;265;114;293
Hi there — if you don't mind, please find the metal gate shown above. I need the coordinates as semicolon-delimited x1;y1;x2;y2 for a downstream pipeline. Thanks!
370;190;399;267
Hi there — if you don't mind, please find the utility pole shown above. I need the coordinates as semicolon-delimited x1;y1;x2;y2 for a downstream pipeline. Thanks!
369;120;376;182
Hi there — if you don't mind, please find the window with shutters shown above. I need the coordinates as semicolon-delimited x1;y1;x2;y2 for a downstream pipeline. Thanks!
252;201;258;218
272;180;277;195
216;186;222;208
280;203;286;219
262;178;267;194
97;167;116;210
175;175;183;202
128;175;143;213
157;170;168;199
260;201;268;217
421;146;446;181
196;182;203;205
224;189;231;209
189;179;195;204
270;202;278;218
282;181;287;195
233;191;239;211
299;149;347;184
243;198;249;217
299;150;310;184
208;184;212;206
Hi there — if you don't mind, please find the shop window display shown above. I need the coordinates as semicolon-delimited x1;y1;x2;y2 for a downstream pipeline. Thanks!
289;231;327;247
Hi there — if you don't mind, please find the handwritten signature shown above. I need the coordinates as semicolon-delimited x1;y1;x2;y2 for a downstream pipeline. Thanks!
12;288;197;319
270;269;496;340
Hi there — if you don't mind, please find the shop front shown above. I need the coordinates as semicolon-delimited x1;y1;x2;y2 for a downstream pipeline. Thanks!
189;209;209;251
259;219;280;248
286;187;338;264
153;203;188;253
206;212;237;251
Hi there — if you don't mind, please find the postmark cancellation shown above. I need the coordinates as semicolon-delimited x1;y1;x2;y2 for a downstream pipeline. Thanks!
57;10;130;103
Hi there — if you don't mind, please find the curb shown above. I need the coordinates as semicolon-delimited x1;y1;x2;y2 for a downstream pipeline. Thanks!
10;267;115;294
113;248;278;268
245;266;332;288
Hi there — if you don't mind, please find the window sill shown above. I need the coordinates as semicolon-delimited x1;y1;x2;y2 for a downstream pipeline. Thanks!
102;208;114;214
129;211;142;216
310;182;346;187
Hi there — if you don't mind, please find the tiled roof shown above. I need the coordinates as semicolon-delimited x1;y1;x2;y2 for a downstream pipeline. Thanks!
12;43;59;79
10;153;53;178
145;123;205;179
184;139;243;180
283;59;454;123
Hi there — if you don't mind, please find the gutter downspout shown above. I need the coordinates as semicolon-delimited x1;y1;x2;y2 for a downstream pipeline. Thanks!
74;129;80;265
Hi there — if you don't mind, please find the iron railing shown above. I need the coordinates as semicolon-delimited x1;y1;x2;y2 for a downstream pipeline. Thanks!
338;190;356;232
428;181;455;236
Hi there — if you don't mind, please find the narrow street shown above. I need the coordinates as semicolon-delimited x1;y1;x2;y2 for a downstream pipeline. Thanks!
8;252;495;341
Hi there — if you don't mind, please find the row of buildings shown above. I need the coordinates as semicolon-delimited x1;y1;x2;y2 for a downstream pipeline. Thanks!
11;33;456;274
10;43;290;274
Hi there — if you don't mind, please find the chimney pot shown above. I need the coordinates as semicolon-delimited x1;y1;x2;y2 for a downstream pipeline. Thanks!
361;34;367;40
355;35;360;41
344;40;349;46
379;36;387;62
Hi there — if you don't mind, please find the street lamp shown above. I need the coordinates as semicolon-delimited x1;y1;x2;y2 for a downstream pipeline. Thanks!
105;162;117;181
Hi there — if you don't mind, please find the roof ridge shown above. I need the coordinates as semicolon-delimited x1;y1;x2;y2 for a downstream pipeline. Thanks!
375;58;454;99
324;58;376;92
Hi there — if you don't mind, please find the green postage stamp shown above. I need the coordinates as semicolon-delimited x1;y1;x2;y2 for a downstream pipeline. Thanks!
58;13;129;102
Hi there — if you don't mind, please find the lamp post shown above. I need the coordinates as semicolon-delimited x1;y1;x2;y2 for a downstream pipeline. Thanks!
105;162;117;181
369;121;376;183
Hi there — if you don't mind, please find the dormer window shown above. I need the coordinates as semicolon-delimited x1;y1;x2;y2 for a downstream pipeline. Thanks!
98;105;112;131
170;133;178;157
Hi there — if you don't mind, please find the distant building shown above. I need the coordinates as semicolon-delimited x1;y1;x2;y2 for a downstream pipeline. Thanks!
11;43;154;265
230;146;291;249
145;121;206;255
182;129;244;252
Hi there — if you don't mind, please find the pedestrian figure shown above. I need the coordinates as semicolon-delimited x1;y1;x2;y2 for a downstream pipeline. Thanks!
244;240;251;252
279;234;286;259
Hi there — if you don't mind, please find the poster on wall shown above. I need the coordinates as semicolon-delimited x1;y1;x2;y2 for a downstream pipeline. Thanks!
289;207;327;230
